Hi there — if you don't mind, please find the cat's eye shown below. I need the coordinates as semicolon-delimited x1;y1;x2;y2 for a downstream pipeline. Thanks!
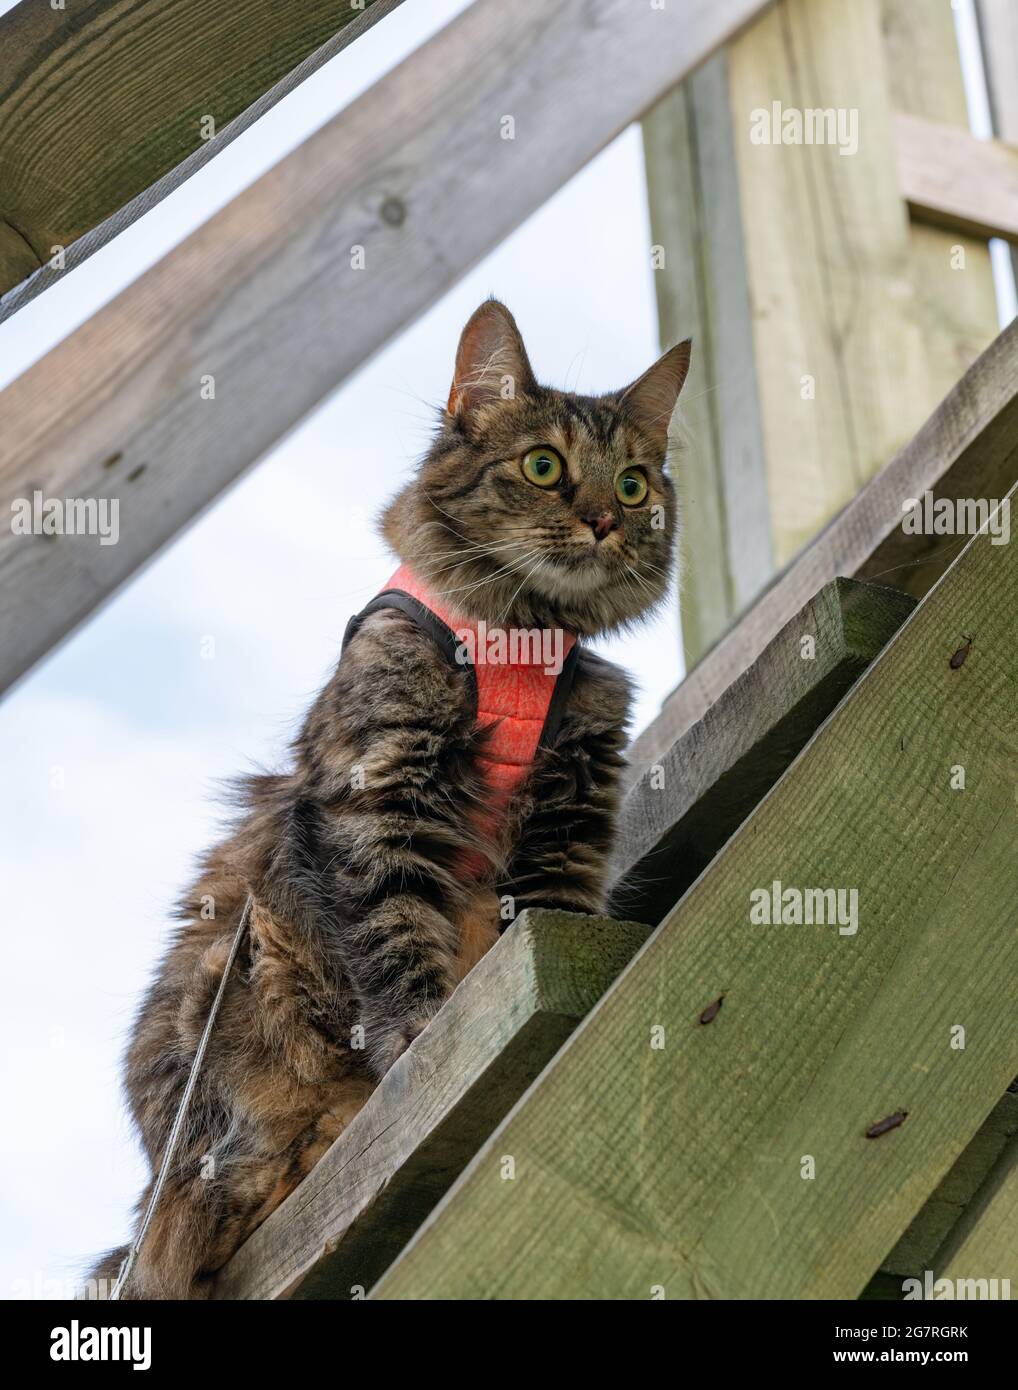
521;446;563;488
616;468;648;506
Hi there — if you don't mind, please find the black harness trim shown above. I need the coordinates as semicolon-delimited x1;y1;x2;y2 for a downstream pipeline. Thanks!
537;639;580;750
343;589;478;719
343;587;579;752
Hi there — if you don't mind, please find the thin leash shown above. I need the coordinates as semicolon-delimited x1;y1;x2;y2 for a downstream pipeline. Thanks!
110;894;254;1301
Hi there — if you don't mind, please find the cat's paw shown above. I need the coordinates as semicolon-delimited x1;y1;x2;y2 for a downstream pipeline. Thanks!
362;1007;439;1079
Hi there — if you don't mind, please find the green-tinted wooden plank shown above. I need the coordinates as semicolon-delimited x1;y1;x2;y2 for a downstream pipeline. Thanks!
213;910;650;1300
936;1134;1018;1296
373;487;1018;1300
611;578;915;925
872;1090;1018;1292
0;0;401;314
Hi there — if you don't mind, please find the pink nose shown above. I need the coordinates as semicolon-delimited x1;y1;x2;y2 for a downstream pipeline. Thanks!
586;511;618;541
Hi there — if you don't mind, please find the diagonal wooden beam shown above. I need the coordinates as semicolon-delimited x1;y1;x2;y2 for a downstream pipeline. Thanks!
870;1089;1018;1292
213;910;650;1300
895;111;1018;244
0;0;404;318
610;578;916;926
936;1128;1018;1292
0;0;773;700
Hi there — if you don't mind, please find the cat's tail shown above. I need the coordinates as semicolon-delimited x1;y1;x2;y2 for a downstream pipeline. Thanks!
77;1245;128;1300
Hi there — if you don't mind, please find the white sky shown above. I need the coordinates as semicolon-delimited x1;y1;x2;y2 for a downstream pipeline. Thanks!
0;0;681;1295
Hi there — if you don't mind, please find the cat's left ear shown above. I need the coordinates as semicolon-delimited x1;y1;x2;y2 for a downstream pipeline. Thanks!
447;299;537;418
620;339;692;453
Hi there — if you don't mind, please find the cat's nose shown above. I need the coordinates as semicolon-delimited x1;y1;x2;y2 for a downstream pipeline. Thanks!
582;510;618;541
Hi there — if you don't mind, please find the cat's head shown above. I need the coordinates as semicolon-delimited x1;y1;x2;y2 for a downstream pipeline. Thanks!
381;299;690;637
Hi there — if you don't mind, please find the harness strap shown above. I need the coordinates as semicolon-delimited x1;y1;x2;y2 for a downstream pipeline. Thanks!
343;588;479;718
344;586;580;752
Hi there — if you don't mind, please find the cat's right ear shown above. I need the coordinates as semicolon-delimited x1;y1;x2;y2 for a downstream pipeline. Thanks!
620;339;692;454
447;299;537;418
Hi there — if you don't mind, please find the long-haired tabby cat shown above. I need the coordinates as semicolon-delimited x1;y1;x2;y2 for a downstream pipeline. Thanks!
91;300;690;1298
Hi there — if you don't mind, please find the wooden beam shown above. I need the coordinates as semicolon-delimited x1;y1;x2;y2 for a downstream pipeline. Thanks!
977;0;1018;284
871;1090;1018;1290
0;0;403;318
642;0;997;666
213;910;650;1300
937;1127;1018;1293
880;0;999;395
895;112;1018;245
627;314;1018;783
610;579;915;925
641;55;771;663
372;487;1018;1299
0;0;773;701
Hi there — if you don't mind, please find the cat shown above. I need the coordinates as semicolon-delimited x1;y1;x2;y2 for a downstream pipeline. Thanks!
89;299;690;1298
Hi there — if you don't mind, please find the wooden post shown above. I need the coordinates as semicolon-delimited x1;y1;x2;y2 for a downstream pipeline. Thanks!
641;54;771;662
880;0;999;384
642;0;999;666
977;0;1018;285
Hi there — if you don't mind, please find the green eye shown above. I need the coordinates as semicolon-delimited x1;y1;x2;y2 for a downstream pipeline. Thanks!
616;468;648;506
521;446;563;487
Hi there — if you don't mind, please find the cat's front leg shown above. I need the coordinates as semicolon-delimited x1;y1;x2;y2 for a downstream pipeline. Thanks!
344;891;460;1077
305;605;483;1079
501;649;631;920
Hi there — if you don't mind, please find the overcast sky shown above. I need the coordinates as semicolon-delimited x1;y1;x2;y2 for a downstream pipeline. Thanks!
0;0;686;1296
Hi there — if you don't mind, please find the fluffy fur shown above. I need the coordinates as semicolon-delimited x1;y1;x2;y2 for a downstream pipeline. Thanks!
89;301;690;1298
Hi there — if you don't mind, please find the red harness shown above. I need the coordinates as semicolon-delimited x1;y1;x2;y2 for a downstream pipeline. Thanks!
344;564;578;876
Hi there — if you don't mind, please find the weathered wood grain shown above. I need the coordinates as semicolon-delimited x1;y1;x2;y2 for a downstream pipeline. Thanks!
372;487;1018;1299
626;313;1018;783
642;0;995;664
896;113;1018;245
937;1126;1018;1293
881;0;999;395
610;579;915;926
977;0;1018;285
0;0;773;701
213;910;650;1300
717;0;938;568
641;54;771;664
0;0;403;316
871;1090;1018;1290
